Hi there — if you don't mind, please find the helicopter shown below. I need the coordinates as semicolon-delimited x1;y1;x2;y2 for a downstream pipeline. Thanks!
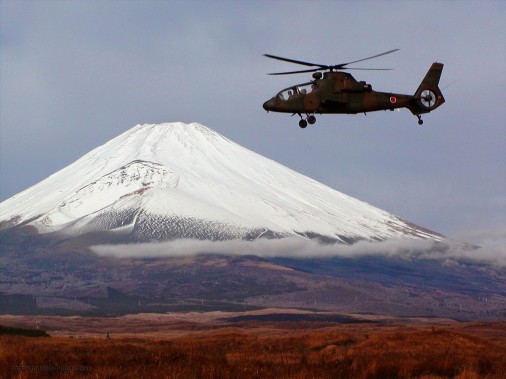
262;49;445;128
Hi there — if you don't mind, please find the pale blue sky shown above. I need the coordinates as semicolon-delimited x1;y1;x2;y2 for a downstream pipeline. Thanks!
1;0;505;245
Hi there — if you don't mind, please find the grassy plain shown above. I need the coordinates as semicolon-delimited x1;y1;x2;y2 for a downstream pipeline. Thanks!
0;312;505;379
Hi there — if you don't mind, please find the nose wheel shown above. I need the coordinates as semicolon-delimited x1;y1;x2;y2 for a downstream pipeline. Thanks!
416;115;423;125
298;114;317;128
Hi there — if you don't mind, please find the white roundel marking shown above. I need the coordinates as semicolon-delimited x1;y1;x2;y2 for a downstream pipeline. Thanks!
420;90;436;108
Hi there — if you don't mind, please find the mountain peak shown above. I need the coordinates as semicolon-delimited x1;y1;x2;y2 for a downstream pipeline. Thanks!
129;122;229;146
100;122;231;163
0;122;443;244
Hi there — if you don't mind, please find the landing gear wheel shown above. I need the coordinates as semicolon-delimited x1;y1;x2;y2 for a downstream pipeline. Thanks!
307;115;316;125
299;119;308;128
416;115;423;125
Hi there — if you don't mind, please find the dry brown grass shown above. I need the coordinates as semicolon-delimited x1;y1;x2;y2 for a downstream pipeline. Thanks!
1;324;505;379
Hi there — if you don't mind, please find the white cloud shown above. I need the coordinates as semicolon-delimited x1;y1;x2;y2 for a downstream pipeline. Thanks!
91;236;506;267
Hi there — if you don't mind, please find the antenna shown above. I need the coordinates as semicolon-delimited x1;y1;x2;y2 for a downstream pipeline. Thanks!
442;80;457;90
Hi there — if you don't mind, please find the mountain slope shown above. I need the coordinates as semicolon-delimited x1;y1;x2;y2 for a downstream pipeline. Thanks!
0;122;442;243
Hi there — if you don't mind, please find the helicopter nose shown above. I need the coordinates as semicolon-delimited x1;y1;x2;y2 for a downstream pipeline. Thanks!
263;98;276;111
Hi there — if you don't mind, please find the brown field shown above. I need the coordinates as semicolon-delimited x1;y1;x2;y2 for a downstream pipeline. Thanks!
0;312;505;379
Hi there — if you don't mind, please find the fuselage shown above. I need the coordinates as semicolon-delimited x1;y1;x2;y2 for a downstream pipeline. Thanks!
263;72;414;115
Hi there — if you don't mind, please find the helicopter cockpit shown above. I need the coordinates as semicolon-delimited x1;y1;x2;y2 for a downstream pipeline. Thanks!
277;82;316;101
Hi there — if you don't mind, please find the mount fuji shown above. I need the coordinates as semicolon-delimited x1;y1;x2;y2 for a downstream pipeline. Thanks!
0;122;442;244
3;122;506;320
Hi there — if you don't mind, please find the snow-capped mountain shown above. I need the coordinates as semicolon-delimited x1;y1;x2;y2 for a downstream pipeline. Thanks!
0;122;442;243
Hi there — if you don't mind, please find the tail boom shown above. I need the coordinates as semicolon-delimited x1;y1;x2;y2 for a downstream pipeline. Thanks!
408;62;445;118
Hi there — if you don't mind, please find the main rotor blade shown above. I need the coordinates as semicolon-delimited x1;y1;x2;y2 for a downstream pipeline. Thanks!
268;68;322;75
264;49;399;75
264;54;327;69
268;67;392;75
339;48;400;67
344;67;394;71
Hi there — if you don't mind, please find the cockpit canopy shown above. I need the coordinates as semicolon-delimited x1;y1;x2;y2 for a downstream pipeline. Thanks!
277;82;316;101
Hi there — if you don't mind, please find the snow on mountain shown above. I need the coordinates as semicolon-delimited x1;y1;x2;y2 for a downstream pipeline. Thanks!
0;122;442;243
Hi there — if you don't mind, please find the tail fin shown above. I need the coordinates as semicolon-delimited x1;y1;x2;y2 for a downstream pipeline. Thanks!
409;62;445;115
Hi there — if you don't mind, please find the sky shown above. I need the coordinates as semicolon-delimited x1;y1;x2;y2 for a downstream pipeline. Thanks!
1;0;505;248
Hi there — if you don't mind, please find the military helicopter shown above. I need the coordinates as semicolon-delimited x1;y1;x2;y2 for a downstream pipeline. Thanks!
262;49;445;128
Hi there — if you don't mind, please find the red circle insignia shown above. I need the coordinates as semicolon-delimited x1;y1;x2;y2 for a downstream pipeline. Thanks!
389;96;397;104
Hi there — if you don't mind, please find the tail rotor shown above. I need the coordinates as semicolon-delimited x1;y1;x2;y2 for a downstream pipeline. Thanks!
409;62;445;124
420;89;437;109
